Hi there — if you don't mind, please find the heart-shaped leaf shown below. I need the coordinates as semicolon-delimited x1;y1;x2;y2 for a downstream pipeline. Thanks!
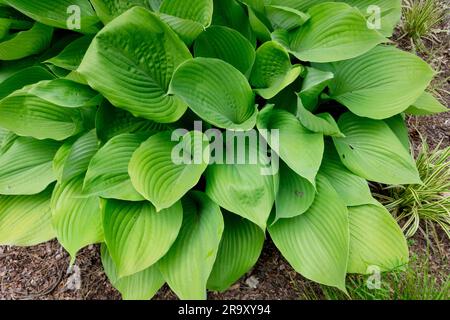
78;7;192;123
315;45;435;119
129;131;209;211
170;57;257;130
102;199;183;277
333;112;421;184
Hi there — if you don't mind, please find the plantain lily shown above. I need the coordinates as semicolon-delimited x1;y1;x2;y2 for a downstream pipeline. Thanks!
0;0;445;300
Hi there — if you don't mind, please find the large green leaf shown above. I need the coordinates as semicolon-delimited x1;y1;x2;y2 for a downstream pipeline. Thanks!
0;66;55;100
207;211;264;292
194;26;255;77
0;188;55;246
257;105;324;185
4;0;99;33
333;112;421;185
101;244;164;300
51;176;103;262
384;114;410;151
0;137;60;195
269;175;349;291
275;162;315;222
0;83;89;141
405;91;448;116
78;7;192;123
170;57;257;130
288;2;386;62
23;79;101;108
342;0;402;37
102;199;183;277
46;35;93;71
90;0;152;24
320;142;377;207
84;134;145;201
205;134;278;230
250;41;303;99
347;204;409;274
0;22;52;60
159;192;224;300
129;131;209;211
53;130;99;183
316;45;435;119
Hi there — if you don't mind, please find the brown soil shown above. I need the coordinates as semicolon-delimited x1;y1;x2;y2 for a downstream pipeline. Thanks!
0;4;449;301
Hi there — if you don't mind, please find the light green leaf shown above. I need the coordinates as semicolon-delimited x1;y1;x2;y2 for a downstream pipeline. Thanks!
194;26;255;77
405;91;448;115
25;79;101;108
78;7;192;123
265;5;309;30
159;192;224;300
205;134;278;230
288;2;386;62
158;13;205;46
320;142;377;207
103;199;183;277
296;96;344;137
269;175;349;291
90;0;152;24
0;188;55;246
333;112;421;184
46;35;93;71
84;134;146;201
250;41;303;99
0;84;88;141
101;244;164;300
207;211;264;292
275;162;315;222
4;0;99;33
342;0;402;37
52;176;103;262
347;204;409;274
267;0;328;12
170;57;257;130
0;66;55;100
129;131;209;211
315;46;435;119
53;130;99;183
257;105;324;185
0;22;53;60
297;66;334;111
0;137;60;195
95;101;167;143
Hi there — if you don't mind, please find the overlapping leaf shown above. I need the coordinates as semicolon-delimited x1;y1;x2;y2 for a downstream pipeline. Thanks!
78;7;192;123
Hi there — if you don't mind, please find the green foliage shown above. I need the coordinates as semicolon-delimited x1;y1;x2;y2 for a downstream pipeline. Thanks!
0;0;445;300
401;0;447;50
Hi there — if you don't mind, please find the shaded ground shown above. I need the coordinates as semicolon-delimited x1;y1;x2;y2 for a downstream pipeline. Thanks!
0;3;449;300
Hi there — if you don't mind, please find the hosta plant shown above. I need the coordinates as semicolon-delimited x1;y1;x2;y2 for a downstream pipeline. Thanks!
0;0;447;300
